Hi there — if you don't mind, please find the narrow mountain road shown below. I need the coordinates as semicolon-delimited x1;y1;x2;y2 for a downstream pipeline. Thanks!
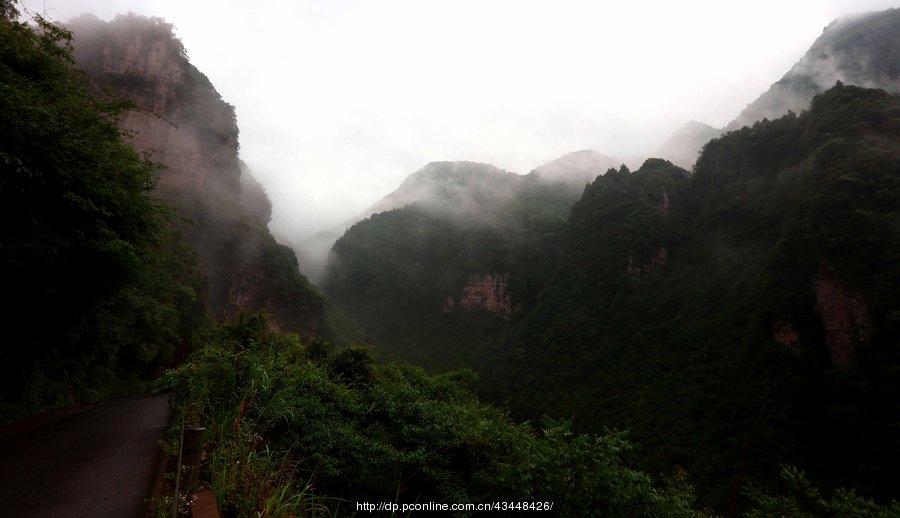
0;395;171;518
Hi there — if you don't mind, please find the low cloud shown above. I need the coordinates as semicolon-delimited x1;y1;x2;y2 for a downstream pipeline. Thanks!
24;0;900;244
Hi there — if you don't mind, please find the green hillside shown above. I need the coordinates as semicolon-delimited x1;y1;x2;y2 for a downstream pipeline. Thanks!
489;85;900;507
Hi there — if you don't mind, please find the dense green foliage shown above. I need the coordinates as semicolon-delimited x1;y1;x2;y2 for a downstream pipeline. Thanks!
162;315;702;517
488;85;900;509
325;85;900;512
164;318;900;516
745;466;900;518
0;10;205;420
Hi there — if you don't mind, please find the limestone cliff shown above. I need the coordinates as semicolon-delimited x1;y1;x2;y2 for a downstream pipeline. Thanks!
442;273;514;317
68;14;352;339
814;267;871;365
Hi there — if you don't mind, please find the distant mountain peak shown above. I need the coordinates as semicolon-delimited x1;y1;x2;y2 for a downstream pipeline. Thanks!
366;161;517;218
676;120;718;134
396;160;512;187
726;8;900;130
653;121;723;170
530;149;620;186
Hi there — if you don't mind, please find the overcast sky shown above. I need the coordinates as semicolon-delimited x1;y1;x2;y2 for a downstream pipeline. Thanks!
23;0;900;239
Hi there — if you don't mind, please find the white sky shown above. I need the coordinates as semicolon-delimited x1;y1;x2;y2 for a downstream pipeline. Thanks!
24;0;900;239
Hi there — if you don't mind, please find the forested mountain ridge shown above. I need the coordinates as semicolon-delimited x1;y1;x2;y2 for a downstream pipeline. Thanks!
527;149;621;190
66;14;357;341
487;85;900;508
323;155;622;368
364;161;519;220
349;152;620;223
299;153;620;282
727;8;900;130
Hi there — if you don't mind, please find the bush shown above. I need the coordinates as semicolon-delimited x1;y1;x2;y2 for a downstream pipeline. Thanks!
160;315;701;517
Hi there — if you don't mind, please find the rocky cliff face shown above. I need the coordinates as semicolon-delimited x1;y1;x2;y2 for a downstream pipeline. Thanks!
71;15;240;194
769;269;871;364
814;267;871;365
771;321;801;350
442;273;514;317
68;14;344;338
626;246;668;274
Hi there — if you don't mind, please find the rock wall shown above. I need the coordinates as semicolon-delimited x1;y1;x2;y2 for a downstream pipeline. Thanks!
68;14;330;336
442;273;513;317
814;268;871;364
658;189;671;216
625;188;671;274
70;14;240;195
626;246;668;274
772;321;801;351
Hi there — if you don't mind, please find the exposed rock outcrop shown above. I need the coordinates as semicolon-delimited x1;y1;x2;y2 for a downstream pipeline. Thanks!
659;189;671;216
440;295;455;313
626;246;668;274
443;274;513;317
772;321;801;351
814;267;871;364
68;14;341;338
71;15;240;194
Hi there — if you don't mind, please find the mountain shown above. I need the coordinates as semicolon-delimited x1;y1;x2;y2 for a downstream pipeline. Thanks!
727;8;900;130
4;3;899;514
297;161;520;283
653;120;722;169
367;153;618;220
529;150;620;189
301;8;900;508
67;14;357;341
321;155;616;367
652;8;900;173
364;161;519;220
485;85;900;508
301;152;620;283
323;85;900;509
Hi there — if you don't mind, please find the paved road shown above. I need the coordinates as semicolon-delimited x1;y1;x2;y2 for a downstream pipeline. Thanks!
0;395;171;518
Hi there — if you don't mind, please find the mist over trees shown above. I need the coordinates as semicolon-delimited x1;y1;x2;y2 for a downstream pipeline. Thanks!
2;1;900;515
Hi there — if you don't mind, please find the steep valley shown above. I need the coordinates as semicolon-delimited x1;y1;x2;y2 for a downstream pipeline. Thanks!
3;2;900;515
